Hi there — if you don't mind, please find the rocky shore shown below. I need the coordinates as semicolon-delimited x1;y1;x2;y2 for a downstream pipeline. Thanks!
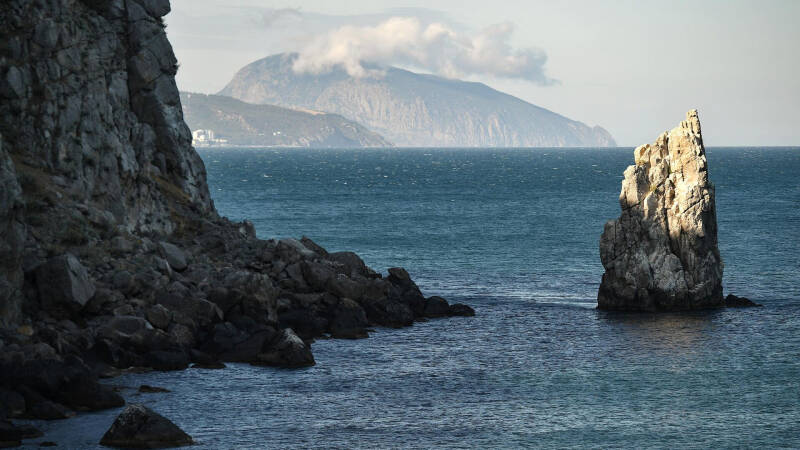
0;0;472;446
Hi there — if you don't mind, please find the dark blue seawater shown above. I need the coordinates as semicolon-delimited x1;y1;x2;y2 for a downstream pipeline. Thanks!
23;148;800;448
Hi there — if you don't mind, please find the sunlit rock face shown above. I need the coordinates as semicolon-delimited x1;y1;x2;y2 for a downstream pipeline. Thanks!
598;110;724;311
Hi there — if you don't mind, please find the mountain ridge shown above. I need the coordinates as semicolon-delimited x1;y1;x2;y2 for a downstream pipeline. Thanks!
180;92;392;147
219;53;616;148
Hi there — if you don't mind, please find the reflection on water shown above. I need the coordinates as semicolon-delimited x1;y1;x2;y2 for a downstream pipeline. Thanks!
597;310;726;353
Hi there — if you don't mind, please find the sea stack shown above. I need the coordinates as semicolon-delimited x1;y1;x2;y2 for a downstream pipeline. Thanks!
598;110;724;311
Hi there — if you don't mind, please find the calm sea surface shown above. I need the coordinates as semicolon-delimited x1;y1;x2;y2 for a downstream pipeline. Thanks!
25;147;800;448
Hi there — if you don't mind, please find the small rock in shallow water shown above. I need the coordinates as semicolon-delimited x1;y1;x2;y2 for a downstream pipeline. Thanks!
138;385;170;393
724;294;762;308
423;296;450;318
448;303;476;317
253;328;315;368
191;362;226;370
100;404;193;449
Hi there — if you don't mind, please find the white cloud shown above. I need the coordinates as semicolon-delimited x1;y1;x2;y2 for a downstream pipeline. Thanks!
291;17;555;84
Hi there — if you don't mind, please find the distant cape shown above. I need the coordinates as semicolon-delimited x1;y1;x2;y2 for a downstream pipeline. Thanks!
219;53;616;148
180;92;392;148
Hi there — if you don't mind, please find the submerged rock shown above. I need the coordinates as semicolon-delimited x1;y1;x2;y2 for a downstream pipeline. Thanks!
100;404;192;449
598;110;724;311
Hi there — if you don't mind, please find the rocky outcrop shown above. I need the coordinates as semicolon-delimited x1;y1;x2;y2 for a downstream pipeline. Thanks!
0;0;471;444
100;404;193;448
598;110;724;311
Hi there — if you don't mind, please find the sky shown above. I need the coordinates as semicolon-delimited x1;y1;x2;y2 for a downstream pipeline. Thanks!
166;0;800;146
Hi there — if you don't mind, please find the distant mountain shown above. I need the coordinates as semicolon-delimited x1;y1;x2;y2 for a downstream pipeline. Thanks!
219;53;616;148
180;92;392;148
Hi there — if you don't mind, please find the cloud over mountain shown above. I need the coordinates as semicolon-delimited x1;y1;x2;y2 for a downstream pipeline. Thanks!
291;17;555;84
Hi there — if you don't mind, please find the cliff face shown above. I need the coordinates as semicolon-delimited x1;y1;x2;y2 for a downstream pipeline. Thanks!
0;0;213;234
598;110;724;311
219;53;616;148
0;0;215;326
0;2;471;437
0;133;25;325
180;92;392;148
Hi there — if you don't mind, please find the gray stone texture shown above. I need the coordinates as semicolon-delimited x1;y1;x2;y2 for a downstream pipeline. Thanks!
598;110;724;311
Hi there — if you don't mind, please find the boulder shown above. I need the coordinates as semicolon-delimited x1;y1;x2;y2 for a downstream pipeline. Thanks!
361;297;414;328
51;379;125;412
327;274;365;301
328;251;379;278
204;324;276;363
143;349;190;371
17;386;74;420
98;315;152;342
213;271;277;324
598;110;724;311
0;355;122;413
35;254;95;310
0;388;25;419
146;304;172;330
155;292;222;326
278;309;328;339
0;420;42;447
188;349;225;369
724;294;762;308
328;298;369;339
277;238;316;260
387;268;427;316
100;404;193;449
158;242;187;272
299;236;329;257
138;385;170;393
301;261;335;291
448;303;476;317
253;328;315;368
423;296;450;318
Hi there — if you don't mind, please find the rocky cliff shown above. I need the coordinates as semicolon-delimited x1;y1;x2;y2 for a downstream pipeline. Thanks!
598;110;724;311
180;92;392;148
219;53;616;148
0;1;470;444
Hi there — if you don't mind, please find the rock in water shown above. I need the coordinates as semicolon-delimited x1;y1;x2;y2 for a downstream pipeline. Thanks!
100;404;193;449
598;110;724;311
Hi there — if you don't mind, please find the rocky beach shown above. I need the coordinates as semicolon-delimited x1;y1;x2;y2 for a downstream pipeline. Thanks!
0;0;471;446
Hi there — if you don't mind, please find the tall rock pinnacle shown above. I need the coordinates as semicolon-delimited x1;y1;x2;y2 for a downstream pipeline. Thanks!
598;110;724;311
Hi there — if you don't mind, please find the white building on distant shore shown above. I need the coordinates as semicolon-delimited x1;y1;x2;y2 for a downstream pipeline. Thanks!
192;129;228;146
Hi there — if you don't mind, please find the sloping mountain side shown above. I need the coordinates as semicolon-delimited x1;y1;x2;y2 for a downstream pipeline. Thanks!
180;92;392;148
219;53;616;148
0;0;470;444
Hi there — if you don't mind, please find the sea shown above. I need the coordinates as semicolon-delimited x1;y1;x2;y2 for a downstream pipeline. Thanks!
22;147;800;448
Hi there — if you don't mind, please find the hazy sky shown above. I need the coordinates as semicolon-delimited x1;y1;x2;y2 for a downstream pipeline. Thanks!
167;0;799;146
